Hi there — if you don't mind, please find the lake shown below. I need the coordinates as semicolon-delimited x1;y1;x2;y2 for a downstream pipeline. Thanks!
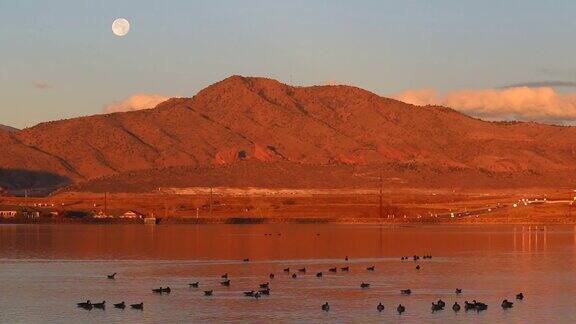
0;224;575;323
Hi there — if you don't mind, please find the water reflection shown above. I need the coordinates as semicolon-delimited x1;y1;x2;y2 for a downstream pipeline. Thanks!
1;224;576;323
0;224;574;260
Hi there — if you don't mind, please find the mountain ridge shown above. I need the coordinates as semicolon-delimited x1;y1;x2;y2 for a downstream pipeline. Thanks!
2;75;576;193
0;124;19;133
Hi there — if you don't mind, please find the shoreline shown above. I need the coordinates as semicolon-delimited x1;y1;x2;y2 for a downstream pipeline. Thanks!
2;187;575;226
2;216;575;225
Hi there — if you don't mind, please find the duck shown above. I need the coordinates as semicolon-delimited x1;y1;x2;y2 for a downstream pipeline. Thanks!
76;300;91;309
243;258;250;262
475;301;488;311
244;291;256;297
455;288;462;294
366;265;375;271
401;289;412;295
258;288;270;295
464;301;475;311
452;302;461;312
204;290;213;296
220;279;231;286
189;282;199;288
254;292;261;299
431;302;443;312
397;304;406;314
269;273;275;279
415;265;421;270
92;301;105;309
130;302;143;310
298;267;306;273
316;272;323;278
340;266;350;272
107;272;117;279
283;267;290;273
516;292;524;300
292;273;297;279
360;282;370;288
259;282;269;289
476;304;488;311
345;256;349;261
221;273;228;279
152;287;163;294
328;267;337;273
501;299;514;309
437;299;446;308
161;287;171;293
322;302;330;311
377;302;385;312
113;301;125;309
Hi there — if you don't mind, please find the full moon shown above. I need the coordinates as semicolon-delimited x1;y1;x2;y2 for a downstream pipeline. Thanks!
112;18;130;37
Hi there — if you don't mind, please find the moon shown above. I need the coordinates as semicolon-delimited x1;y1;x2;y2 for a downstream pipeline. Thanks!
112;18;130;37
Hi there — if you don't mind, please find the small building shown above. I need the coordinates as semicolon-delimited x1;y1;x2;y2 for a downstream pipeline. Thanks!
120;210;144;219
92;211;113;219
0;205;42;219
0;210;17;218
23;210;40;219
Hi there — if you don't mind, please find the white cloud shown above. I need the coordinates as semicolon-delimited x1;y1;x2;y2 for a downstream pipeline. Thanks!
33;81;52;90
103;94;170;113
324;80;340;86
392;87;576;124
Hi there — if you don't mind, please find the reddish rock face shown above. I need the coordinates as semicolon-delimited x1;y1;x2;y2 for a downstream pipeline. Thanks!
2;75;576;192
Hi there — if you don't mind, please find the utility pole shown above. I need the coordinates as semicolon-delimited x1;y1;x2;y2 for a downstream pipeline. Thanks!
209;187;213;218
354;170;385;219
379;172;383;219
104;192;108;216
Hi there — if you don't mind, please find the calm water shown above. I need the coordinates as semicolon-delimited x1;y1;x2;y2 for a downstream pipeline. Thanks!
1;224;575;323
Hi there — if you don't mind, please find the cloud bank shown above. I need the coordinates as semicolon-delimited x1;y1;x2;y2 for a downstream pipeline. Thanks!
324;80;341;86
500;81;576;89
103;94;170;113
392;87;576;125
33;81;52;90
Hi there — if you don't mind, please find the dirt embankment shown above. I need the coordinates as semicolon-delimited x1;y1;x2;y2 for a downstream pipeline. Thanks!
2;187;575;225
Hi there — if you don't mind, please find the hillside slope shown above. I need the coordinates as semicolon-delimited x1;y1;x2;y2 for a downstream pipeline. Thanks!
0;124;19;133
3;75;576;192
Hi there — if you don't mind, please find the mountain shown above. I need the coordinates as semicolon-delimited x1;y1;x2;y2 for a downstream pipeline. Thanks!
2;75;576;193
0;124;18;133
0;127;72;192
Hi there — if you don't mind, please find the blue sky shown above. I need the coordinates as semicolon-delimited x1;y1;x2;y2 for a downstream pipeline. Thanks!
1;0;576;128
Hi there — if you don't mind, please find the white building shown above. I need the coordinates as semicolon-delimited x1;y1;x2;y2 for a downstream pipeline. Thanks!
0;210;17;218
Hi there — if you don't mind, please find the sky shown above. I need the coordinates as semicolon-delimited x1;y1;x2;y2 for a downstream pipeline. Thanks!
2;0;576;128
